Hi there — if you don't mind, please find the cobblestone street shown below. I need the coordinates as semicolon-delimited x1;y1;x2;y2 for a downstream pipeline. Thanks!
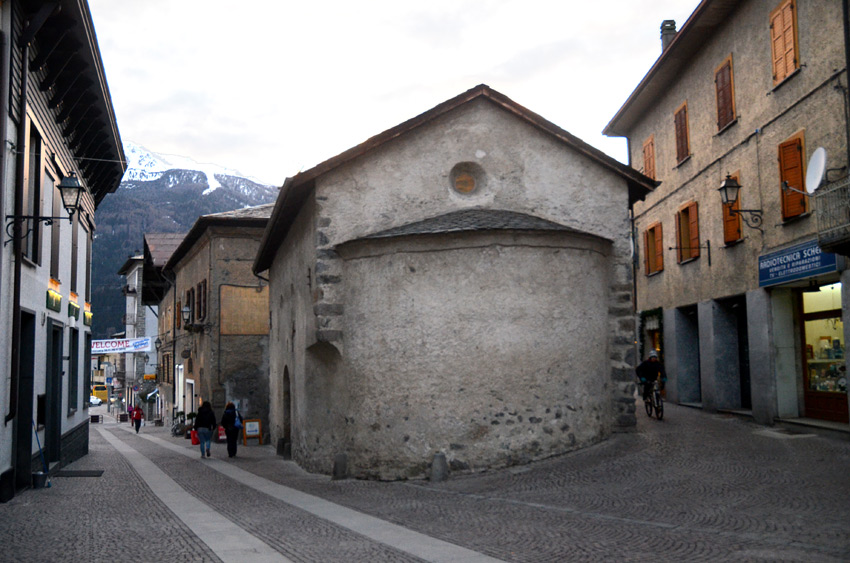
1;403;848;562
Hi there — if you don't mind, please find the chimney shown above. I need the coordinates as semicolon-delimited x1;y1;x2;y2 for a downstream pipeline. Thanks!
661;20;677;52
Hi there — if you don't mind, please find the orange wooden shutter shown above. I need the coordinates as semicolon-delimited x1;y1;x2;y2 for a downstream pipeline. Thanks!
688;202;700;259
723;200;741;243
644;229;650;275
643;137;656;180
780;137;806;218
674;105;689;162
675;211;683;263
715;60;734;129
770;0;797;84
654;224;664;271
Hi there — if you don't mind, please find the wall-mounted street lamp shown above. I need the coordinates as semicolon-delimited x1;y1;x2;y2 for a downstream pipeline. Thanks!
718;174;763;233
181;306;191;328
154;337;162;351
5;173;84;242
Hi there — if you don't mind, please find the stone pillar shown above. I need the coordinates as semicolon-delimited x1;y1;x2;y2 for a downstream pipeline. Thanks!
665;306;700;405
699;299;742;412
770;288;800;418
747;288;778;424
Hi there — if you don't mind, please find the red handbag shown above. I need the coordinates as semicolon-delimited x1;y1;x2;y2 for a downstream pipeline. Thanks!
190;430;199;445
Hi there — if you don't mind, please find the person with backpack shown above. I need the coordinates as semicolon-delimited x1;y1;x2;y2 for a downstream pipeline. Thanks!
220;401;243;458
193;401;217;458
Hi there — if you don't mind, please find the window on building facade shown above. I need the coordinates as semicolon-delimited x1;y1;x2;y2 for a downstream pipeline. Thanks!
715;56;736;130
68;328;79;414
644;223;664;275
196;280;207;321
24;124;42;262
186;288;195;323
70;214;79;292
84;226;92;303
779;134;807;220
642;135;656;180
676;202;700;262
722;173;743;244
770;0;798;85
674;102;690;164
49;171;60;279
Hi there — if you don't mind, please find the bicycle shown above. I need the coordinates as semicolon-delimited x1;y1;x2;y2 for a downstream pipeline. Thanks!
170;411;187;437
643;379;664;420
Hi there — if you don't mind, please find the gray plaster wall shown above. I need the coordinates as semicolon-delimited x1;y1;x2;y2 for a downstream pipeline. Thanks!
267;196;332;473
336;231;613;479
267;98;638;478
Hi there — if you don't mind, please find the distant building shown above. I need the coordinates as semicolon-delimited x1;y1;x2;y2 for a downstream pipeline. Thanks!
0;0;125;502
604;0;850;425
140;233;186;420
117;255;159;416
158;205;272;432
254;85;655;480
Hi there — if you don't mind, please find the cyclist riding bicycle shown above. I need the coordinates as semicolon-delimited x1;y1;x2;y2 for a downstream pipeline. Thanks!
636;350;667;402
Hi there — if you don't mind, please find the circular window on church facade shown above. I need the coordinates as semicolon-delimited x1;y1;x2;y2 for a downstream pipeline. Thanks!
450;162;486;195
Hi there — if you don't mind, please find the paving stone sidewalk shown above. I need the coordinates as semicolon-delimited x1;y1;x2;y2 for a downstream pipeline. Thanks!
1;403;848;562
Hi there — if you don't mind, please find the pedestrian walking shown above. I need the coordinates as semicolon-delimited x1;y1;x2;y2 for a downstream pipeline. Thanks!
131;404;144;433
194;401;217;458
220;402;243;458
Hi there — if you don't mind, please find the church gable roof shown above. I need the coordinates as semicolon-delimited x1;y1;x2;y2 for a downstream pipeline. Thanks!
255;85;655;273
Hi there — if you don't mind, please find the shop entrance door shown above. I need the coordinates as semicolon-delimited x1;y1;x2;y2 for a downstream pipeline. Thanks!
801;283;848;423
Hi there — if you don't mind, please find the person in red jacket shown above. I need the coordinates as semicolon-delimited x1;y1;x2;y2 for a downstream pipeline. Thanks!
131;404;144;433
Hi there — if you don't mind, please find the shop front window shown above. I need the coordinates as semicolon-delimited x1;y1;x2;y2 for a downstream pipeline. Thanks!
802;283;848;421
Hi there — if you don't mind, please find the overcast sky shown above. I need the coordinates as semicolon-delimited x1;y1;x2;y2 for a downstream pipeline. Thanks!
88;1;696;186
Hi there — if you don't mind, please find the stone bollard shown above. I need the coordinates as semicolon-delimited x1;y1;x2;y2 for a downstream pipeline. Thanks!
332;453;348;480
430;452;448;482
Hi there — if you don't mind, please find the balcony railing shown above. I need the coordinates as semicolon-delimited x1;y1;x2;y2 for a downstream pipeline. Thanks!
815;175;850;255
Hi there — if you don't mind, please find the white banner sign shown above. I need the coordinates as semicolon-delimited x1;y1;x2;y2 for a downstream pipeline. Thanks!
91;337;152;354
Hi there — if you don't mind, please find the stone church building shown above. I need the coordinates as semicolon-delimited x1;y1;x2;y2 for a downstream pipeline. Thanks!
254;85;656;479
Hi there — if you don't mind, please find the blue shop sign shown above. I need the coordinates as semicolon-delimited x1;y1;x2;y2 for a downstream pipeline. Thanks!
758;239;837;287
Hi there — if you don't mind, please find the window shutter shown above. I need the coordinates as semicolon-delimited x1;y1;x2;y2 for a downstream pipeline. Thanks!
723;200;741;244
688;202;700;259
644;229;650;275
780;137;806;218
715;60;734;129
674;105;689;162
770;0;797;84
643;136;656;180
654;224;664;271
675;211;683;263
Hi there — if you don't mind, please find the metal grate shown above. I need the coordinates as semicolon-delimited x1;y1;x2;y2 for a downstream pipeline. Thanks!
815;175;850;247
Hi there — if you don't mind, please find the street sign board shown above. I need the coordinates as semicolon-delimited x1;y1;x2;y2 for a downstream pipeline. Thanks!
758;239;837;287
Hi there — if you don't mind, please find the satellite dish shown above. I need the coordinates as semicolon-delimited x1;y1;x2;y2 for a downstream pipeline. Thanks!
805;147;827;193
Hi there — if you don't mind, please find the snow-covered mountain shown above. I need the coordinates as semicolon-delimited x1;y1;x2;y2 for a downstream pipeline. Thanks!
122;142;273;193
92;143;280;338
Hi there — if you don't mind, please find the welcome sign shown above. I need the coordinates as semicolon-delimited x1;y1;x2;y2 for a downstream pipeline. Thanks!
91;337;152;354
